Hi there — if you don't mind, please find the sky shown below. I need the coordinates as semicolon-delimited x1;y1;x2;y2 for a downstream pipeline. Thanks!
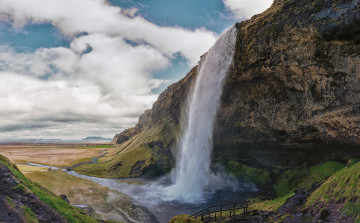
0;0;273;140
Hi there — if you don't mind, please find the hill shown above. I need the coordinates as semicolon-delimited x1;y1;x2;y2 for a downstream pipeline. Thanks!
0;154;103;223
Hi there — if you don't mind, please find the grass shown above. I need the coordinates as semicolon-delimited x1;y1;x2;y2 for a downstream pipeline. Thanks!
6;196;15;208
76;145;115;149
249;193;295;212
168;214;202;223
74;121;178;178
75;144;152;178
16;164;48;172
22;205;39;223
0;155;99;223
14;183;27;192
246;161;345;219
25;170;139;222
305;161;360;218
0;143;107;168
273;161;344;196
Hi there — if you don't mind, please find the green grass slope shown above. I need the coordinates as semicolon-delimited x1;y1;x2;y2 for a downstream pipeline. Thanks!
75;121;178;178
305;160;360;222
0;155;102;223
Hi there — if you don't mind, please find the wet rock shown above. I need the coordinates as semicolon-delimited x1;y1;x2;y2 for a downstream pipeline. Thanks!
60;194;70;203
130;160;145;176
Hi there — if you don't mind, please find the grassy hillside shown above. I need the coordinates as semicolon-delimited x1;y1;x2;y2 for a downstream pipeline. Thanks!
0;155;102;223
75;121;178;178
305;160;360;222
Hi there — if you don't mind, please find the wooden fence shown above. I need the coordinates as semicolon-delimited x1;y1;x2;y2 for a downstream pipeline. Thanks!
191;201;249;222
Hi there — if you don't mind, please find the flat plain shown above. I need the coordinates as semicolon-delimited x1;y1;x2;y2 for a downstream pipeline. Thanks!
0;143;112;167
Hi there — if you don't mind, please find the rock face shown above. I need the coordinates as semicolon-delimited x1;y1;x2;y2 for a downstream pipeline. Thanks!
0;155;100;223
0;156;67;223
111;0;360;178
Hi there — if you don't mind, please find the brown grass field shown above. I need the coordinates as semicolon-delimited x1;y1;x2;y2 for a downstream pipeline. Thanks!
0;143;113;167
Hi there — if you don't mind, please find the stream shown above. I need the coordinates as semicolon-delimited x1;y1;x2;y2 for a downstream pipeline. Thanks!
23;163;258;222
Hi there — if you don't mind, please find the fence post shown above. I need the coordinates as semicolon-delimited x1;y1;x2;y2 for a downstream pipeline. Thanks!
220;205;222;218
201;214;204;222
215;213;217;221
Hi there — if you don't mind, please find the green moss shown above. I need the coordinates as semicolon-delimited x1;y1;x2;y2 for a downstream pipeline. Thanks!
6;196;15;208
273;161;344;197
305;162;360;217
22;205;39;223
14;183;27;192
168;214;202;223
227;160;271;185
249;193;295;212
346;158;360;168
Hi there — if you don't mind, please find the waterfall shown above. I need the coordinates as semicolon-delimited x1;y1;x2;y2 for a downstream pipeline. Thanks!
164;26;238;202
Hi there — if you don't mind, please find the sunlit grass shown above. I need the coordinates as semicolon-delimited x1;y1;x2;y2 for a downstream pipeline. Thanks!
305;161;360;218
16;164;48;172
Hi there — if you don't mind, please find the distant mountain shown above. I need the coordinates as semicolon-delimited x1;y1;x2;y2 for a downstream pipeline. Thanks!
81;136;112;142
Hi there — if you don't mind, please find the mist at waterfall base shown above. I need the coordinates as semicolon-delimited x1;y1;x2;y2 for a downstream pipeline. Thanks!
66;26;258;222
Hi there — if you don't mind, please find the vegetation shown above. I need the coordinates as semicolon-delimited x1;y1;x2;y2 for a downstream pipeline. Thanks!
16;164;48;172
226;160;271;185
249;193;295;212
22;205;39;223
0;155;98;223
273;161;344;197
0;143;107;168
6;196;15;208
76;144;115;149
25;170;141;222
75;121;176;178
75;144;152;177
305;161;360;218
168;214;202;223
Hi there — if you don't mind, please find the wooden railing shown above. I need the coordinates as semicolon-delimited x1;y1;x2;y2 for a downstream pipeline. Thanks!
191;201;249;222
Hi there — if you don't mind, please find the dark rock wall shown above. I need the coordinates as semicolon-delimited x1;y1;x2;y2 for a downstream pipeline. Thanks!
0;158;66;223
214;0;360;168
113;0;360;176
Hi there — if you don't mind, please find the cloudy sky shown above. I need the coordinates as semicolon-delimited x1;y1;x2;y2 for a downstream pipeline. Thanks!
0;0;272;140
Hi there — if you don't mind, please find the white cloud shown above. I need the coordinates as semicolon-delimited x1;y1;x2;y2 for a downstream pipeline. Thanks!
223;0;273;19
0;0;218;139
0;0;217;66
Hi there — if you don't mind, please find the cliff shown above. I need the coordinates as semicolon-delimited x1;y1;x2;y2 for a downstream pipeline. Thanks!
77;0;360;181
0;155;101;223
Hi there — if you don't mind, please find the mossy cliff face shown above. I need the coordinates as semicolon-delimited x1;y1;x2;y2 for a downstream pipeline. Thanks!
108;0;360;179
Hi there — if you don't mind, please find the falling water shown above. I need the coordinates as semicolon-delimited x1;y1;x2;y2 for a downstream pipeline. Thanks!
164;26;238;202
